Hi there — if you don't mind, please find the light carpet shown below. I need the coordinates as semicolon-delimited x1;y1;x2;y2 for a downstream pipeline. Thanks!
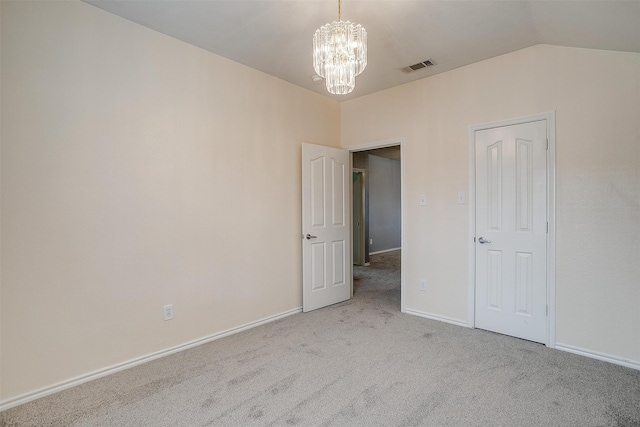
2;250;639;426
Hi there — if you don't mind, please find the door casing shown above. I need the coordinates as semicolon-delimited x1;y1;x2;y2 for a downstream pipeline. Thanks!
467;112;556;347
349;138;406;313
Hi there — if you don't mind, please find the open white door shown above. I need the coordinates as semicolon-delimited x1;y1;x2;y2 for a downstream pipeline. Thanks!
302;143;351;312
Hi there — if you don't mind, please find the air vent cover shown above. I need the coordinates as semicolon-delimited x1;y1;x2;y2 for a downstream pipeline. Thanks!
401;59;436;73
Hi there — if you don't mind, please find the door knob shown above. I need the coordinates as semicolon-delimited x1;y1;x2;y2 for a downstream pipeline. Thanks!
478;237;491;244
305;234;317;240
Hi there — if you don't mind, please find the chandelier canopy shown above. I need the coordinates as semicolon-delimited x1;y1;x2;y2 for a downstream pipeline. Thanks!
313;0;367;95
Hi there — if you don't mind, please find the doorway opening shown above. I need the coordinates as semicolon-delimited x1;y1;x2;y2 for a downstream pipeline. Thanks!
351;142;403;312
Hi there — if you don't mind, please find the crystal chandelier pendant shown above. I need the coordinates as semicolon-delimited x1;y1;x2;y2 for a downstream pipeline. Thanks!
313;1;367;95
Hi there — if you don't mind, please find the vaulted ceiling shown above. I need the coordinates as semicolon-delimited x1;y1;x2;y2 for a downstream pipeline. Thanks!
85;1;640;101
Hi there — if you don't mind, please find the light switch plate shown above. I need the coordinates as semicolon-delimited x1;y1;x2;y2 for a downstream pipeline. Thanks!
457;191;466;204
419;195;427;206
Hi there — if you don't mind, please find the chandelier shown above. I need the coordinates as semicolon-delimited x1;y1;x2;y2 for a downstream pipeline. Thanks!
313;0;367;95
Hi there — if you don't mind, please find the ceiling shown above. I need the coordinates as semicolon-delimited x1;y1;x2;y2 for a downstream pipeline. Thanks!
84;0;640;101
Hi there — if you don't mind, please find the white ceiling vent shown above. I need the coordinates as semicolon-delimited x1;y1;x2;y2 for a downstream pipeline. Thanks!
400;59;436;73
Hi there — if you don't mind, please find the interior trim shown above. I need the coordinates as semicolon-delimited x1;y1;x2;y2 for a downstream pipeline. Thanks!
404;308;468;328
0;307;302;412
556;343;640;371
348;137;406;313
369;247;402;255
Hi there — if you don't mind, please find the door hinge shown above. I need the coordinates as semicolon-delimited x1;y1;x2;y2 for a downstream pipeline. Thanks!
546;139;549;150
546;305;549;316
546;222;549;233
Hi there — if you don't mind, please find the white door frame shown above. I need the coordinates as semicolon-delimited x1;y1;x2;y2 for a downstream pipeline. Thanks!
467;112;556;347
349;138;406;313
352;168;366;267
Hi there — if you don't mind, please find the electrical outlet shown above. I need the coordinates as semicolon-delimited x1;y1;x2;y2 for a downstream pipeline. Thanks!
163;304;174;321
369;238;373;245
419;280;427;291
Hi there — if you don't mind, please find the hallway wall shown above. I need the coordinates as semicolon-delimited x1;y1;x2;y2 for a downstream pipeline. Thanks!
369;155;401;253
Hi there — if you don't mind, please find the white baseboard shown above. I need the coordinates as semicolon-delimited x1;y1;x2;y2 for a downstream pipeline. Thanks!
369;247;401;255
555;343;640;371
404;308;468;328
0;307;302;412
403;312;640;372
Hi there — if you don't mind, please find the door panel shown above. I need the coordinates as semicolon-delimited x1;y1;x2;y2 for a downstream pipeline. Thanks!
302;143;351;312
311;242;326;291
486;249;502;310
475;120;547;343
331;159;346;226
332;241;346;286
311;157;325;227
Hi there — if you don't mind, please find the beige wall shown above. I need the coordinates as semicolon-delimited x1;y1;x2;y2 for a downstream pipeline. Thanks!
342;45;640;364
0;1;340;399
2;0;639;405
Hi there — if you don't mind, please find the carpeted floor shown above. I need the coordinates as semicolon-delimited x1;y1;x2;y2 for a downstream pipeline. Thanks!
2;250;639;426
